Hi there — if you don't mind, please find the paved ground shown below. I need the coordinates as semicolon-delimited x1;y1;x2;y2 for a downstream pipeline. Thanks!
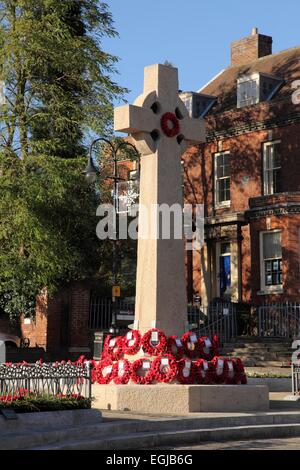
245;367;291;377
168;437;300;450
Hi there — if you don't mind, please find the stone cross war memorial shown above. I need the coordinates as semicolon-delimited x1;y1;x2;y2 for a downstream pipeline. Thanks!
94;63;269;414
114;63;205;336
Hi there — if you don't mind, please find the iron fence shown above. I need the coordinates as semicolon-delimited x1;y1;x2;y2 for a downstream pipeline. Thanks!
0;362;92;402
292;363;300;395
89;296;135;330
188;301;235;327
194;302;237;344
89;296;236;336
258;302;300;339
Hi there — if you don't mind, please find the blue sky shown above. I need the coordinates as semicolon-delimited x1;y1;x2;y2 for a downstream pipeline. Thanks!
103;0;300;105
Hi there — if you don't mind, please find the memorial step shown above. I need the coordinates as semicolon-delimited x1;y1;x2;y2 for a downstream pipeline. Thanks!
220;337;293;368
4;410;300;450
222;344;293;351
30;420;300;450
226;337;289;343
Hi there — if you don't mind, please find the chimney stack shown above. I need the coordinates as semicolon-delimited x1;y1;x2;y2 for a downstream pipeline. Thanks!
231;29;273;67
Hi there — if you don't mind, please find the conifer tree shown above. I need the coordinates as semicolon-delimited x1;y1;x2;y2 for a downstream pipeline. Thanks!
0;0;125;158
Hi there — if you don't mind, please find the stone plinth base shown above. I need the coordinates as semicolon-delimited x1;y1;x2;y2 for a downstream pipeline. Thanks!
93;384;269;414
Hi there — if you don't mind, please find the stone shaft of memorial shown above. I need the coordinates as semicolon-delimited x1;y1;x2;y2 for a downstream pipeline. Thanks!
114;64;205;336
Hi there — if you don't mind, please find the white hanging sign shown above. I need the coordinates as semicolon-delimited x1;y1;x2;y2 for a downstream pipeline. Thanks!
175;339;182;347
0;341;5;364
161;358;169;366
190;335;197;344
151;331;159;342
109;339;116;347
143;361;151;370
204;338;212;348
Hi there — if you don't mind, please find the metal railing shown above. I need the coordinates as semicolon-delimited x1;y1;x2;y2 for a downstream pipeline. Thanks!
194;302;237;345
292;363;300;395
90;296;236;335
258;302;300;339
0;362;92;402
89;296;135;330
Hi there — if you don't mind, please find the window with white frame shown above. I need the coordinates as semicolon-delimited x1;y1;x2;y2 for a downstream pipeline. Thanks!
237;73;283;109
260;231;283;290
238;79;259;108
215;152;230;206
263;141;282;195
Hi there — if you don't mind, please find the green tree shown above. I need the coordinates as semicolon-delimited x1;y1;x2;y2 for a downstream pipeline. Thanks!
0;0;125;159
0;152;101;318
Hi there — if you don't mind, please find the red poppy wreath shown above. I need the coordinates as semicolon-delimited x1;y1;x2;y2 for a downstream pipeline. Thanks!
151;354;177;383
176;359;196;384
211;357;230;384
122;330;141;355
167;335;185;360
228;358;247;385
141;329;167;356
160;112;180;138
198;336;214;361
131;358;154;385
94;357;114;384
103;335;124;361
112;359;132;385
181;332;200;359
212;335;219;357
195;359;216;385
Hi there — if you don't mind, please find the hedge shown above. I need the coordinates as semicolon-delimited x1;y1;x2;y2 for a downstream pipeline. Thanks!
0;395;92;413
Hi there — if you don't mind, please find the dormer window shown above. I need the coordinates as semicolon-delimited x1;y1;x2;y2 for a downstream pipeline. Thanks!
180;92;217;118
238;79;259;107
237;73;283;109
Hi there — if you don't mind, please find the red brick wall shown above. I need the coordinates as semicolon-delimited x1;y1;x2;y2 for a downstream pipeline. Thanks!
249;213;300;304
231;33;272;66
184;123;300;215
183;113;300;306
16;282;92;359
21;290;48;349
241;224;252;303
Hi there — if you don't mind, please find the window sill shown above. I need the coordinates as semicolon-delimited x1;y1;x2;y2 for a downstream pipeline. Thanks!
257;288;284;296
215;202;231;209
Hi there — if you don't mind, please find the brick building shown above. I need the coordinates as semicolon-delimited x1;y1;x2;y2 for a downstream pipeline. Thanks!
3;29;300;358
181;28;300;307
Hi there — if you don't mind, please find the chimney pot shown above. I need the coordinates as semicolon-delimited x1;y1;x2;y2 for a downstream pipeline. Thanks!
231;31;273;66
